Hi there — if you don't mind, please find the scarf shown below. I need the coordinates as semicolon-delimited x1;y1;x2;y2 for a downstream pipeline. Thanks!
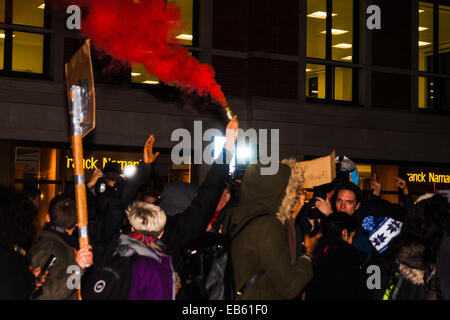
128;231;181;295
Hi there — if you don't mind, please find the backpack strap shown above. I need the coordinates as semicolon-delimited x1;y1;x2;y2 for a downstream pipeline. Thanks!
236;271;264;297
229;213;272;240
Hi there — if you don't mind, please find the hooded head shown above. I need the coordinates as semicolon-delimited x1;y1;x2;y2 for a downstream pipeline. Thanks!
225;159;305;228
158;181;197;216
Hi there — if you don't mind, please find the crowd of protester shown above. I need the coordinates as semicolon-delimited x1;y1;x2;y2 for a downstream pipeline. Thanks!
1;115;450;300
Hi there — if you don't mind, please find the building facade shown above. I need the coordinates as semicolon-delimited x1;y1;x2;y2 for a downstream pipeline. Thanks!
0;0;449;222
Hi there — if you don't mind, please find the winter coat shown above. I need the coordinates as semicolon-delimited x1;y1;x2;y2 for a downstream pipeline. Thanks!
29;228;85;300
436;230;450;299
82;151;230;299
115;234;176;300
222;160;313;300
305;236;370;300
381;243;438;300
161;151;230;270
0;246;35;300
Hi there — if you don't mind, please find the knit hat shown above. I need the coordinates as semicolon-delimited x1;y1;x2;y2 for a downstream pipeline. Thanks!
362;216;402;253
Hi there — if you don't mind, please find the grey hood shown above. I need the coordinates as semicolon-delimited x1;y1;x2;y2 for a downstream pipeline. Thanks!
115;234;162;263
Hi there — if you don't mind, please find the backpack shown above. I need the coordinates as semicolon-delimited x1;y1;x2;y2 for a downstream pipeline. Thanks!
81;252;144;300
179;213;270;300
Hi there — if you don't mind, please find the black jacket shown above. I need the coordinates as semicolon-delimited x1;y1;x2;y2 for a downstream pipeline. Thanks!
87;151;230;273
305;237;370;300
0;246;35;300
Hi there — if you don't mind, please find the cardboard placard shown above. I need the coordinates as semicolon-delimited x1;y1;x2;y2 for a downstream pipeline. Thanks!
299;151;336;188
65;39;96;138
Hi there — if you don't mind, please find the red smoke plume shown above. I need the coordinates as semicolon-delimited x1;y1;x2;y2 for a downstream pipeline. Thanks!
58;0;227;106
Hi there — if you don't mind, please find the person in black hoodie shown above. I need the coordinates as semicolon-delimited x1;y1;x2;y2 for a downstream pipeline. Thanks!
305;212;370;300
0;187;46;300
82;116;239;299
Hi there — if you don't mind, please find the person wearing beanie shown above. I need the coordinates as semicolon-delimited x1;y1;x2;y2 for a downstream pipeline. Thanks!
362;216;403;254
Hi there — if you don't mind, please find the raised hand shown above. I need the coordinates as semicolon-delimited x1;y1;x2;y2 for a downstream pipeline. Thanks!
143;134;160;165
225;115;239;152
394;176;409;195
87;169;104;189
313;197;333;216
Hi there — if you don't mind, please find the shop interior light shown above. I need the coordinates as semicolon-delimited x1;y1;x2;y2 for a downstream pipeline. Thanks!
0;33;15;38
131;72;142;77
175;34;193;41
306;68;312;72
38;3;45;9
419;9;425;13
321;29;348;35
142;80;159;84
341;56;352;61
418;26;429;31
333;43;352;49
123;165;137;178
418;41;431;46
307;11;337;19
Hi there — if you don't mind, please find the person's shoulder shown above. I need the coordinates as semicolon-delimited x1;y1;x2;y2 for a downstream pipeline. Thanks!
133;254;171;275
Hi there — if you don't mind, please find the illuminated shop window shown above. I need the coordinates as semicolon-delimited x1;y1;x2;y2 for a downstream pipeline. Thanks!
306;0;357;104
333;66;352;101
418;2;433;72
131;64;160;86
131;51;196;86
14;147;62;227
12;31;44;73
306;63;325;99
306;0;326;59
418;2;450;112
131;0;196;85
13;0;45;27
331;0;353;62
168;0;194;46
0;0;48;76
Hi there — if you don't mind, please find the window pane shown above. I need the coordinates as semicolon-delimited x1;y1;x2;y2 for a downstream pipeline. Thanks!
168;0;193;46
439;5;450;75
0;0;5;22
419;2;433;72
332;0;353;62
333;66;352;101
14;147;62;227
306;63;325;98
13;0;45;27
12;32;44;73
306;0;326;59
418;76;435;109
131;64;160;85
0;29;4;70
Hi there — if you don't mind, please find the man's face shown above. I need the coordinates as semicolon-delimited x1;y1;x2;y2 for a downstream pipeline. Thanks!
335;189;360;216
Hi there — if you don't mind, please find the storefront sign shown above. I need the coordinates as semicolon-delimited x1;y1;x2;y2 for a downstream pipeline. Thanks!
66;156;140;170
407;172;450;184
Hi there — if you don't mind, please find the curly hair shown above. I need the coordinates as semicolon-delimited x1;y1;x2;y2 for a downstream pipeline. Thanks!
0;186;38;248
389;194;450;284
